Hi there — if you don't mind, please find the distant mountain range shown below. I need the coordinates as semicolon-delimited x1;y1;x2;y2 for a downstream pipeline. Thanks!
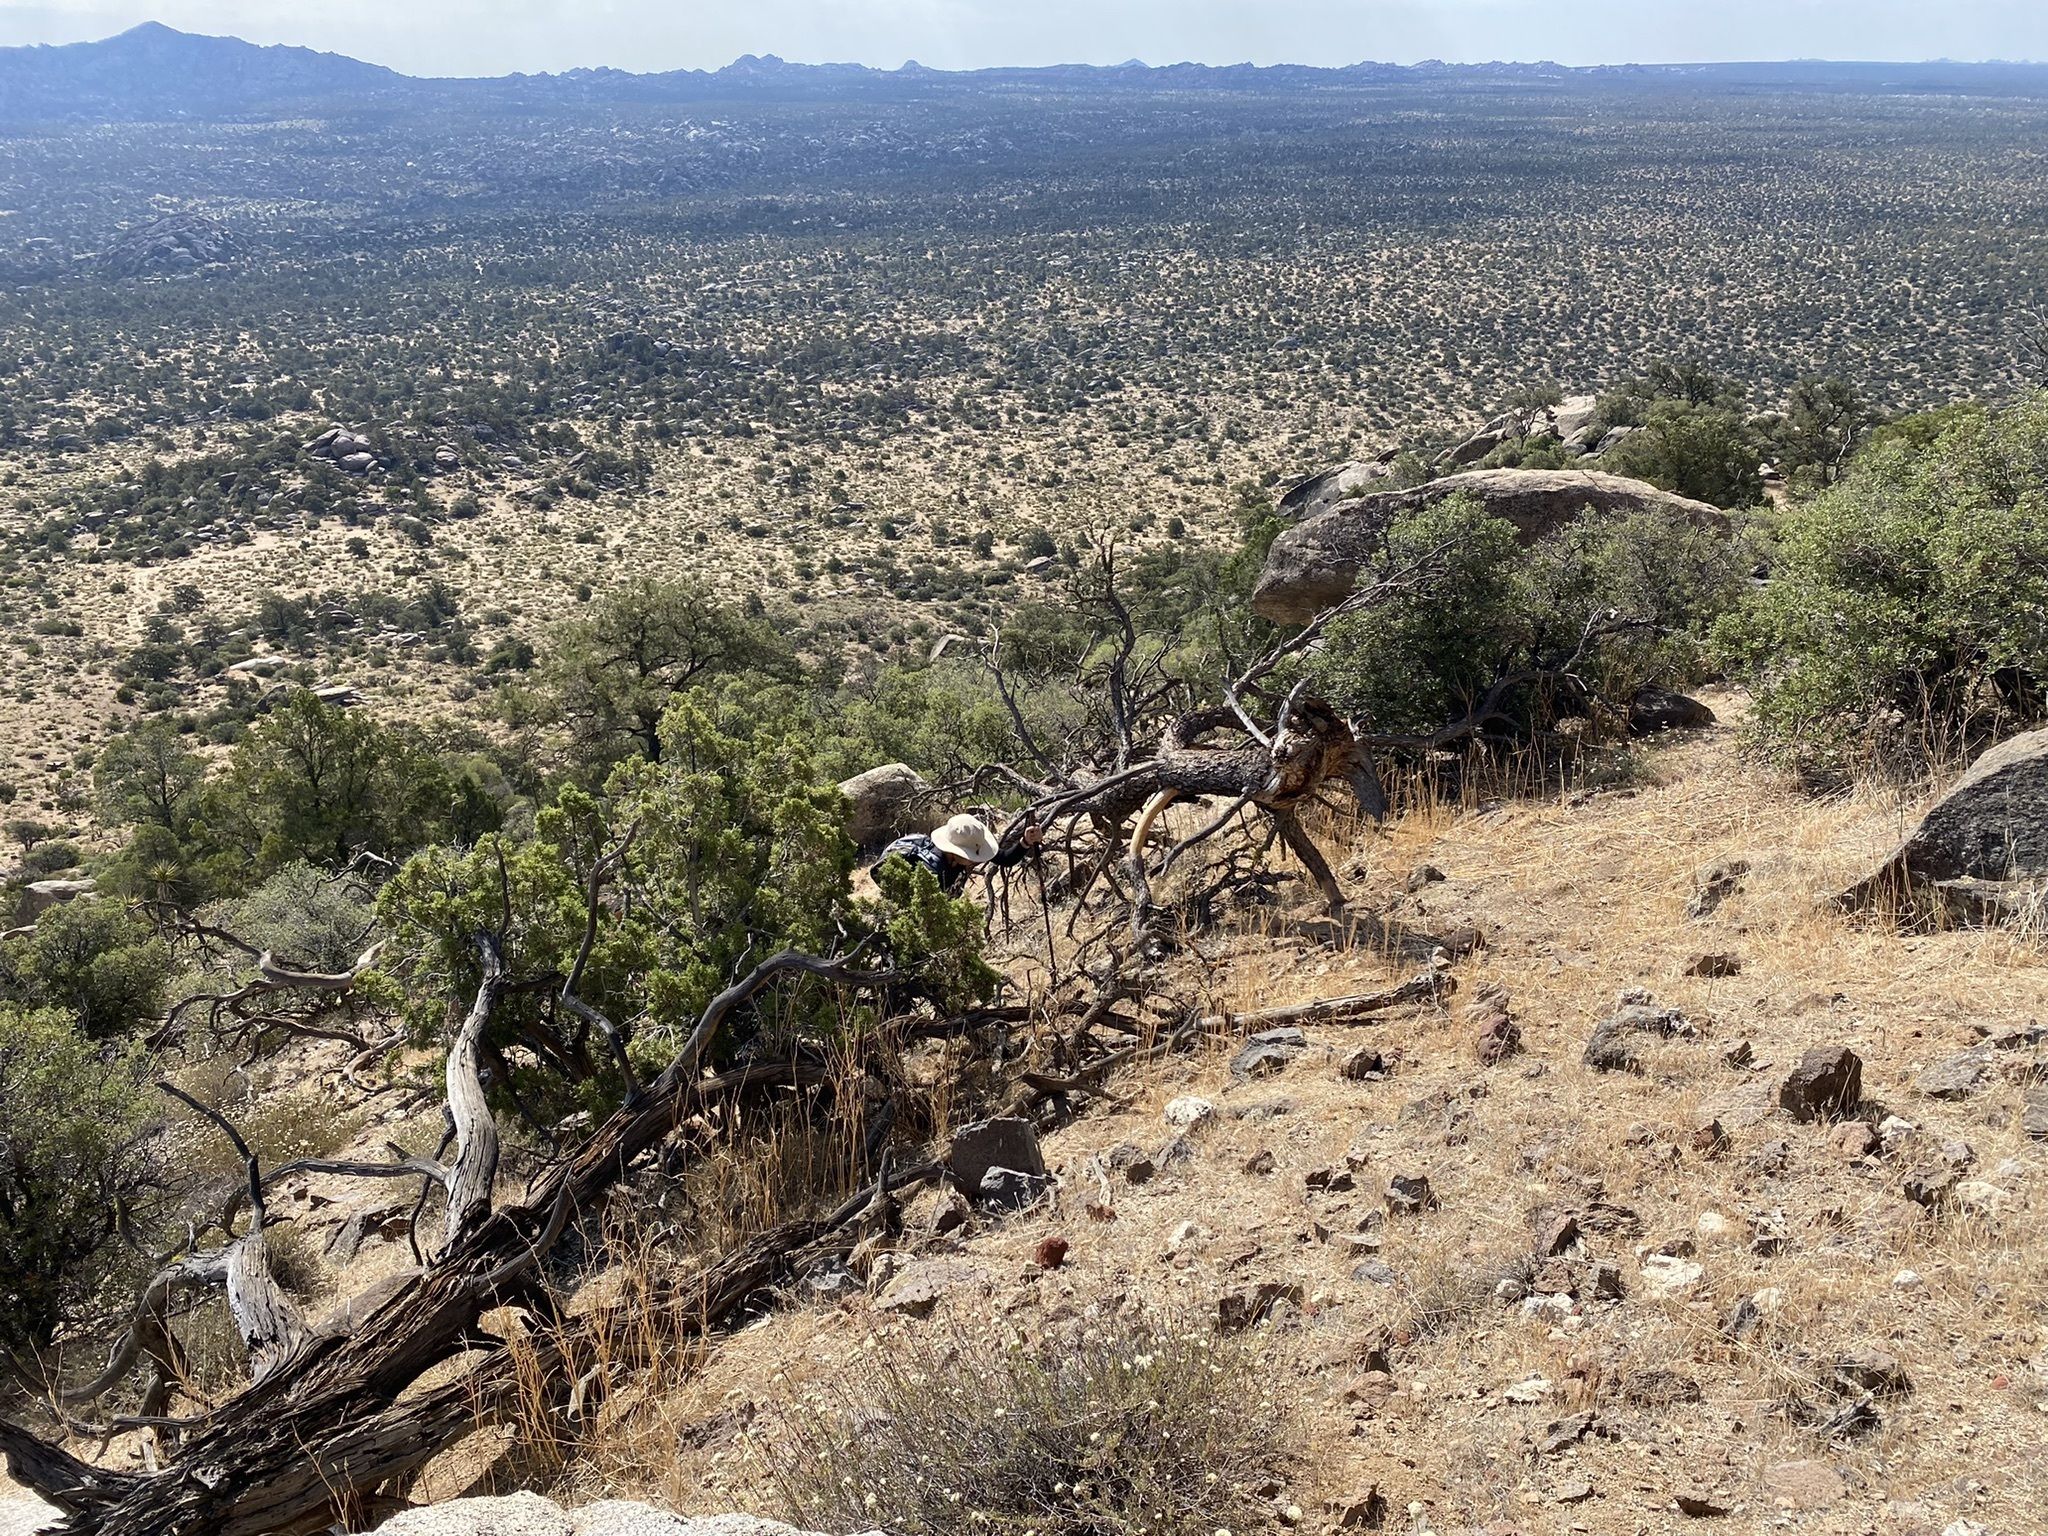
3;22;2047;125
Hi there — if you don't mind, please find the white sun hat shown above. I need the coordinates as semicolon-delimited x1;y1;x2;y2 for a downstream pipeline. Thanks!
930;814;999;864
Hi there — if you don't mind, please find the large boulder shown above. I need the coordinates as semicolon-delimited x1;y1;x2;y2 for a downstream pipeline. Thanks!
1275;457;1399;522
1842;729;2048;916
1252;468;1730;625
837;762;937;848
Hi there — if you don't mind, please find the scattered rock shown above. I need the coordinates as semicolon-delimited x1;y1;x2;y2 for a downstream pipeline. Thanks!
1350;1259;1397;1286
1340;1045;1390;1080
1384;1172;1437;1215
1721;1038;1754;1069
949;1117;1045;1193
1831;1348;1912;1398
1586;1260;1625;1300
1033;1235;1070;1269
1916;1048;1993;1100
1470;1007;1523;1066
1232;1027;1307;1078
1216;1279;1304;1331
1163;1096;1216;1130
1537;1411;1595;1454
1951;1178;2009;1218
1305;1164;1356;1193
1503;1374;1552;1404
1687;858;1751;920
1583;997;1694;1073
1641;1254;1704;1294
1720;1295;1762;1341
1551;1477;1595;1504
1686;952;1742;978
2024;1087;2048;1140
875;1257;986;1317
1242;1148;1276;1176
1405;864;1447;892
1778;1046;1863;1122
1690;1116;1729;1156
1099;1143;1155;1184
1828;1120;1879;1159
1814;1395;1884;1439
977;1166;1053;1211
1902;1167;1957;1209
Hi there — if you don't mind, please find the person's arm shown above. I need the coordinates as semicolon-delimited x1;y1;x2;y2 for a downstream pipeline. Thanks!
988;820;1043;871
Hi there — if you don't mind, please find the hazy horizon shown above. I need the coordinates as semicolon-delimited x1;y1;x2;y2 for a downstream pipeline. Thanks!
0;2;2043;79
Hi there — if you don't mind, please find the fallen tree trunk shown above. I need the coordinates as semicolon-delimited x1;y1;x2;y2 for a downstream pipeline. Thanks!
1197;968;1455;1032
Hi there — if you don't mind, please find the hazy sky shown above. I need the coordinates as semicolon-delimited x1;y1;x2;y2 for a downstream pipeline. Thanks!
1;0;2044;78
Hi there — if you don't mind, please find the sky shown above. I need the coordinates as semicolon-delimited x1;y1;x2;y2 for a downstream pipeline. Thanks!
0;0;2044;78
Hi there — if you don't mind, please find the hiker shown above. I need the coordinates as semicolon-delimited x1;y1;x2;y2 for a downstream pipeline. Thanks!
879;813;1039;895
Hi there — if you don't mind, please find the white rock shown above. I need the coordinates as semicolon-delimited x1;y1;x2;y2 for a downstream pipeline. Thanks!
1695;1210;1734;1241
1167;1219;1209;1254
1893;1269;1924;1289
373;1493;574;1536
1752;1286;1785;1312
1503;1374;1551;1403
1163;1096;1216;1129
1878;1114;1917;1146
1641;1255;1704;1294
1952;1179;2009;1218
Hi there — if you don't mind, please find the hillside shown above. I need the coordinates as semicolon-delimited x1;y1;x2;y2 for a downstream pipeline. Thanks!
5;700;2041;1534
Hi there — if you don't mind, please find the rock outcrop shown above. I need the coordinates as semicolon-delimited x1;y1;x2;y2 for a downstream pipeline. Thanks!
1841;728;2048;917
1252;468;1729;625
99;213;237;278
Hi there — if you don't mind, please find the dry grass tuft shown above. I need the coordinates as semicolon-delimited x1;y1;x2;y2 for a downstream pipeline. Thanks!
756;1311;1288;1536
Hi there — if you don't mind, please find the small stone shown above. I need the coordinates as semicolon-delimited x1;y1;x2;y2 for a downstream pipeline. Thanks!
1340;1045;1389;1080
1216;1280;1304;1331
1163;1096;1217;1129
1674;1490;1734;1518
1695;1210;1734;1242
1232;1028;1306;1078
1690;1117;1729;1156
1305;1165;1355;1193
1916;1048;1993;1100
1552;1477;1594;1504
1503;1374;1551;1404
1828;1120;1879;1159
1686;857;1750;920
1902;1167;1958;1209
1242;1148;1277;1176
1641;1254;1704;1294
950;1116;1047;1193
1722;1038;1754;1069
2023;1087;2048;1140
1384;1172;1437;1215
1831;1348;1912;1398
1537;1411;1595;1454
1535;1211;1582;1256
1405;864;1448;892
1101;1143;1156;1184
1892;1268;1923;1288
978;1166;1054;1211
1350;1259;1397;1286
1720;1295;1762;1341
1751;1138;1790;1173
1815;1395;1883;1438
1586;1260;1625;1301
1952;1178;2009;1218
1686;952;1742;978
1472;1011;1523;1065
1033;1235;1070;1269
1622;1367;1702;1406
1326;1487;1389;1529
1778;1046;1863;1122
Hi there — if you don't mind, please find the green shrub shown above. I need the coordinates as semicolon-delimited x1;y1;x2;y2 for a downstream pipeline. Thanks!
2;901;174;1039
762;1312;1285;1536
0;1005;161;1353
1714;391;2048;781
1308;493;1742;739
201;860;379;974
